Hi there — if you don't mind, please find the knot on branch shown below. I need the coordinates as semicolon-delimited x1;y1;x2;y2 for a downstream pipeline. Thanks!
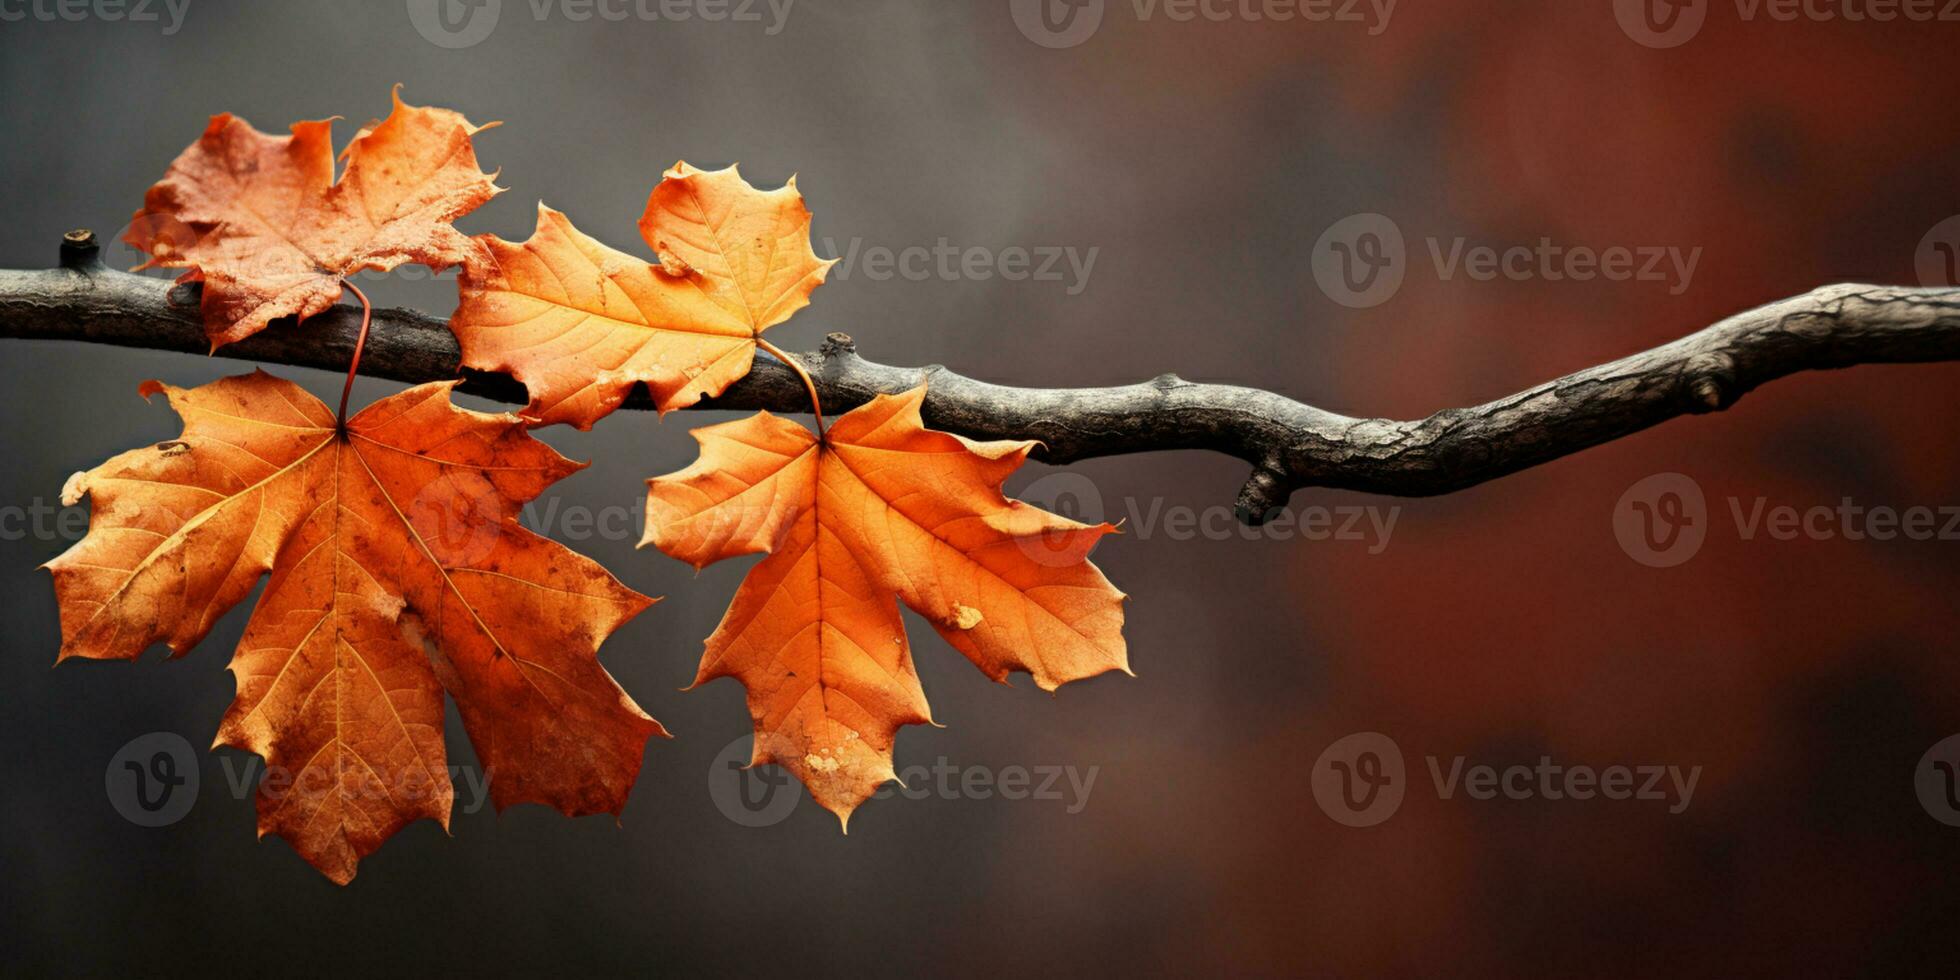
820;331;856;357
1234;464;1293;526
60;229;102;272
1682;351;1739;413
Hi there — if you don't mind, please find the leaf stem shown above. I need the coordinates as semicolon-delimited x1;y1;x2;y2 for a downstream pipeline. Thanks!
757;336;826;439
336;280;373;427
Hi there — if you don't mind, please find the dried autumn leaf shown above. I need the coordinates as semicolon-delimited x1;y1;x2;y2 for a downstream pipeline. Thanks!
126;86;500;349
641;386;1128;825
450;162;835;429
46;372;663;883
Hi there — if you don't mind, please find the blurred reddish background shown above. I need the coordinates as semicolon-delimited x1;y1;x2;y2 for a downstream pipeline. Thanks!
4;3;1959;976
1016;3;1960;974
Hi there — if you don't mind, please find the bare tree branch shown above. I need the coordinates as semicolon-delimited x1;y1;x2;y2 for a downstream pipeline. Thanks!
6;231;1960;523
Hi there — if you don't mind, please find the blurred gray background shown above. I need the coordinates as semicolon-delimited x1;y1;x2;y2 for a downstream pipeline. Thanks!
6;2;1960;976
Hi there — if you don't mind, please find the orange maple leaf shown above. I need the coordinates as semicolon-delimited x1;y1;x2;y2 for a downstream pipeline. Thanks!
449;162;835;429
641;386;1128;826
46;372;663;883
126;87;501;350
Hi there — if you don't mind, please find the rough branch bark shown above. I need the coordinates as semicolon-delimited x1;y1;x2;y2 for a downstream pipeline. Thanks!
6;231;1960;523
